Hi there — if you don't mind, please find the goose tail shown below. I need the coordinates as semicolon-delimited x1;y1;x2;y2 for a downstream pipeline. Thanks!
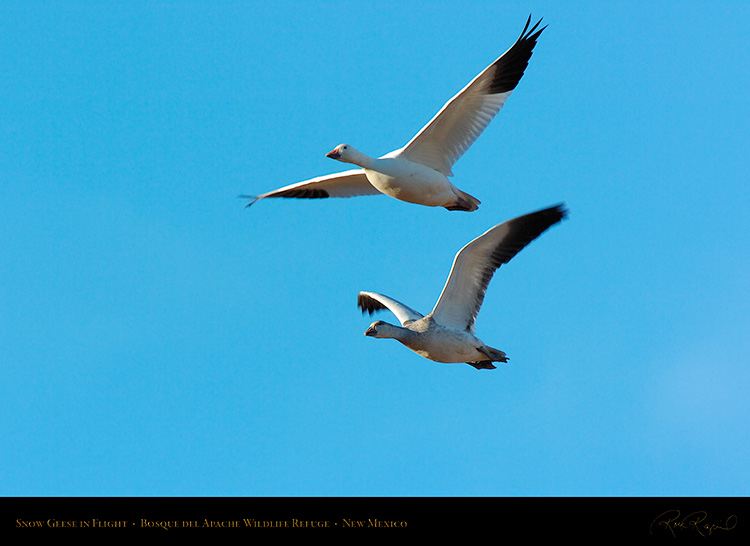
446;188;481;212
467;345;508;370
483;346;509;363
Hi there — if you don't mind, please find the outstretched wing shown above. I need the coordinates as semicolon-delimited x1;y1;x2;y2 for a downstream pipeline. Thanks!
357;291;424;326
242;169;381;206
397;16;545;176
430;204;567;332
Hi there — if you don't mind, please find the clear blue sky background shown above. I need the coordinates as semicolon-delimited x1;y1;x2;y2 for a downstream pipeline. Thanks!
2;1;748;496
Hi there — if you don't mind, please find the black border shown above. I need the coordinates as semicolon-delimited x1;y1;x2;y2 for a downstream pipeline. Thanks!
4;497;747;539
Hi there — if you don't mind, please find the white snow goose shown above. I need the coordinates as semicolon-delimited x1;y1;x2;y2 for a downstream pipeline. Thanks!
358;204;567;369
243;16;546;212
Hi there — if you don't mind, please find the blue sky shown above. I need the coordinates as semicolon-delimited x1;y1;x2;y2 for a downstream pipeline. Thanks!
1;1;748;496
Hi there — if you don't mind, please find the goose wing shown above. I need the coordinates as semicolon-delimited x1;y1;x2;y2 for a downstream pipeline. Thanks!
430;204;567;332
357;291;424;326
242;169;380;206
396;16;545;176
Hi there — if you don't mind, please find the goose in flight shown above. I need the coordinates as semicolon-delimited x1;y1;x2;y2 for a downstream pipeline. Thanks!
243;16;545;212
358;204;567;369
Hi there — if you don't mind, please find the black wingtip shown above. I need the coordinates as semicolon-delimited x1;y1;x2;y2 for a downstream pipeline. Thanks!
237;194;260;208
503;203;569;240
487;15;547;95
357;292;386;316
521;14;532;35
538;202;569;224
520;14;546;41
357;293;371;315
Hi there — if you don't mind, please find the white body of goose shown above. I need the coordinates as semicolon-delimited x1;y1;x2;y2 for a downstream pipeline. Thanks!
358;204;567;369
244;16;545;212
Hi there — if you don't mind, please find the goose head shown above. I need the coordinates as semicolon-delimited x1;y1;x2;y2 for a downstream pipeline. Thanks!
364;320;400;339
326;143;357;162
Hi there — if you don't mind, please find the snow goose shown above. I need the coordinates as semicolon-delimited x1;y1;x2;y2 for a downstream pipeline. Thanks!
244;16;546;211
358;204;567;369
